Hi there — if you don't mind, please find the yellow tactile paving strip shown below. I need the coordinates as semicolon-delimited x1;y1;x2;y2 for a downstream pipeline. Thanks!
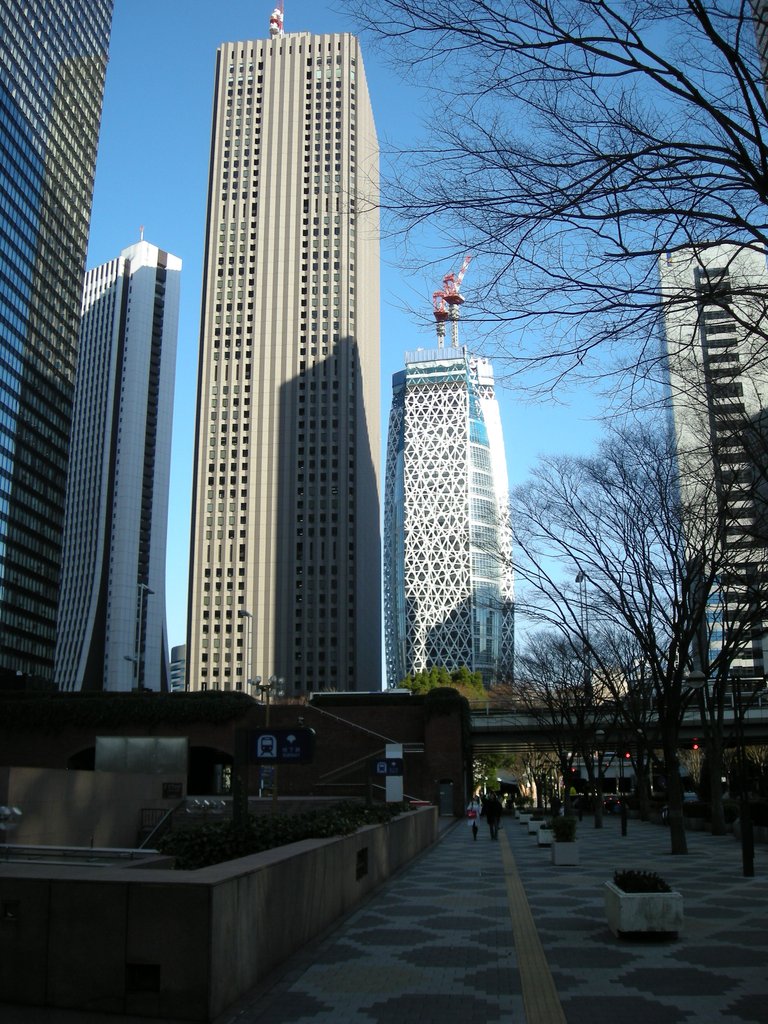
500;831;567;1024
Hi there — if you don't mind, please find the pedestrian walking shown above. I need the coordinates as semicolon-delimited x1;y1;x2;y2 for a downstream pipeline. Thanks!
466;796;481;840
485;792;503;839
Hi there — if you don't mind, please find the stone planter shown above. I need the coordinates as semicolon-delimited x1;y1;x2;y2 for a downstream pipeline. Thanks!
537;827;553;846
528;819;543;835
604;881;683;938
551;842;579;866
519;813;532;825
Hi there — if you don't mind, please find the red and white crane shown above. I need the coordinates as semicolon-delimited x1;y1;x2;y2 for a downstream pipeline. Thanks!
433;254;472;348
269;0;284;37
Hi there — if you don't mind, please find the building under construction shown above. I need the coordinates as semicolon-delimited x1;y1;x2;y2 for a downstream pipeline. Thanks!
383;261;514;689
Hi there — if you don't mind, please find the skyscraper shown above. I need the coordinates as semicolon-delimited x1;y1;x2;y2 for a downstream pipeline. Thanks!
383;346;514;689
55;240;181;692
0;1;114;687
660;243;768;677
187;28;380;694
169;644;187;693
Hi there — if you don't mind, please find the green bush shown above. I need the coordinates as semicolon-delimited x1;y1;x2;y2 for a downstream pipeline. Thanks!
613;869;671;894
158;801;410;870
551;816;577;842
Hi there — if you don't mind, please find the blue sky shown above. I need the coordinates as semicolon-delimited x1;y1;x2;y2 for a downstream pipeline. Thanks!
87;0;604;653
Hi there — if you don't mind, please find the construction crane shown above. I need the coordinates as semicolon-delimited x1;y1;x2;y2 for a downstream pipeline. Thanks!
269;0;284;37
433;254;472;348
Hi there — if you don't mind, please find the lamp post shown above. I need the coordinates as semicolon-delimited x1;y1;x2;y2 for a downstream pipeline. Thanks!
732;674;755;878
258;675;285;807
575;570;592;700
237;608;252;692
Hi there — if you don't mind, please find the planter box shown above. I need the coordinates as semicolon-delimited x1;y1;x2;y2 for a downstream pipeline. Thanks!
519;813;532;824
551;842;579;866
537;828;553;846
528;819;543;835
604;881;683;938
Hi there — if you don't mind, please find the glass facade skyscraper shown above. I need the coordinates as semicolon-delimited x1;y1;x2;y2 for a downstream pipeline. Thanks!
0;1;113;687
384;347;514;689
55;241;181;693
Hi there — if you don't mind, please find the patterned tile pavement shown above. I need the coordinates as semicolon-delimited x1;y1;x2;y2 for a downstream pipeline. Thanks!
2;813;766;1023
220;813;768;1024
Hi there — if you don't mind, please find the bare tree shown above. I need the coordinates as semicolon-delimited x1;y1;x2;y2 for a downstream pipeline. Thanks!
514;629;621;824
594;628;662;821
348;0;768;391
510;421;768;853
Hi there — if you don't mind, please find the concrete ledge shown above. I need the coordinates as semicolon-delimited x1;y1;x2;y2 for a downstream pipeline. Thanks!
0;806;438;1021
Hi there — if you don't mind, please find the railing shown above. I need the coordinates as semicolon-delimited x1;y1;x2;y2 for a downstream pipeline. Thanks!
468;699;768;740
137;801;185;849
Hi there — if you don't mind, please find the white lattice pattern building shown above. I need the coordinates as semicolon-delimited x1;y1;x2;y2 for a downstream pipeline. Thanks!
384;347;514;688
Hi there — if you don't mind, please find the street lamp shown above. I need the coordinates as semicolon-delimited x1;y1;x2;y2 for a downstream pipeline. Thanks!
730;674;766;878
575;571;592;700
257;675;286;726
257;675;285;807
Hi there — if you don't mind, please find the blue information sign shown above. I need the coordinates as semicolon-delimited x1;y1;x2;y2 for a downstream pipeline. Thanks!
250;728;316;764
372;758;403;777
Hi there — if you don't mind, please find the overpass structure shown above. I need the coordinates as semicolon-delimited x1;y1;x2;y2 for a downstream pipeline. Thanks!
469;695;768;755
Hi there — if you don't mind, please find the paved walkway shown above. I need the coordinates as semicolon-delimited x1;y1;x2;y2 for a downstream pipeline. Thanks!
2;814;766;1023
219;813;768;1024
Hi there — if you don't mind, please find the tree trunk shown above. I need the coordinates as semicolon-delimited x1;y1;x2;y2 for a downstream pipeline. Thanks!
663;741;688;855
707;738;727;836
635;750;653;821
594;777;604;828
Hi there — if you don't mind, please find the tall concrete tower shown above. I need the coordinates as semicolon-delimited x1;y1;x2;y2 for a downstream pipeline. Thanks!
383;347;514;689
0;1;113;687
187;29;380;694
55;241;182;692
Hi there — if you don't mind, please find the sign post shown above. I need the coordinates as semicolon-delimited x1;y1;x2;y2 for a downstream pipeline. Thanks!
385;743;403;803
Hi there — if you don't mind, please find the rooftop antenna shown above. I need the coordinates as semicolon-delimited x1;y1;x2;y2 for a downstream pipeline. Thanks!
269;0;284;37
139;224;144;242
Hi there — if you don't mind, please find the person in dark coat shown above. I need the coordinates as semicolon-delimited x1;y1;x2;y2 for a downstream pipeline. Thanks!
485;793;503;839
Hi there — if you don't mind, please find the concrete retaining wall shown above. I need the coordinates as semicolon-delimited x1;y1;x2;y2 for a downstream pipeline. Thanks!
0;806;438;1021
0;766;186;847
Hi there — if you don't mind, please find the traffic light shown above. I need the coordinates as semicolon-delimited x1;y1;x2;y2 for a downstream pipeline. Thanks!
624;751;631;760
692;738;700;751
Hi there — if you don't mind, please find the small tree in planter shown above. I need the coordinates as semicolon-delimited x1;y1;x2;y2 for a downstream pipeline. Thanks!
604;870;683;938
528;811;545;835
551;815;579;865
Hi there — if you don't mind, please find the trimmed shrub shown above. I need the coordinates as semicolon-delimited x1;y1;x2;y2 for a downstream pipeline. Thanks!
551;816;577;842
158;801;410;870
613;869;671;894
